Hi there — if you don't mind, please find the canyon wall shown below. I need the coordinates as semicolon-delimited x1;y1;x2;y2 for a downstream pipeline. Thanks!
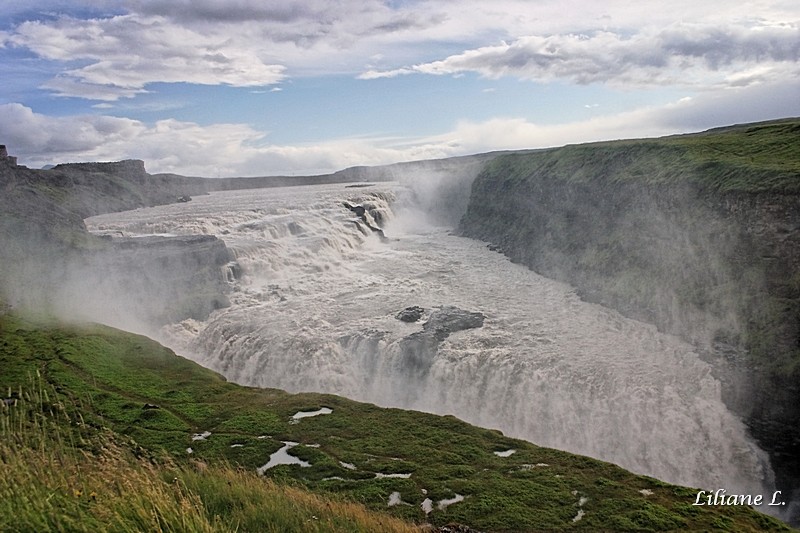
458;119;800;503
0;157;234;328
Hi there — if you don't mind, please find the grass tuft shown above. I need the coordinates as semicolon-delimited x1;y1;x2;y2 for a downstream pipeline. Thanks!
0;376;420;533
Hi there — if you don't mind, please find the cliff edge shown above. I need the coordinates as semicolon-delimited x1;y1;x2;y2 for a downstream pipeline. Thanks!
0;155;234;328
459;118;800;520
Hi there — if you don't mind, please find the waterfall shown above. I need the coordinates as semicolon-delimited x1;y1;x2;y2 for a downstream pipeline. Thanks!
86;182;775;500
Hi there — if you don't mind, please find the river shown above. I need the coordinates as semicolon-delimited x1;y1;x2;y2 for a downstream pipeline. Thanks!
86;181;773;501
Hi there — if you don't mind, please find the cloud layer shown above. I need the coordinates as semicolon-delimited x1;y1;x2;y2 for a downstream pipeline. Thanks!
3;78;796;176
0;0;798;175
360;23;800;89
4;1;796;99
6;14;286;100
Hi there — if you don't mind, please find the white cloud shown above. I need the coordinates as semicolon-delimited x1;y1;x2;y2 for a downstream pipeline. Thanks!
42;76;149;101
360;22;800;89
0;0;446;98
2;79;796;176
0;102;424;175
0;103;145;154
416;79;800;153
2;1;797;99
651;78;800;130
5;14;286;99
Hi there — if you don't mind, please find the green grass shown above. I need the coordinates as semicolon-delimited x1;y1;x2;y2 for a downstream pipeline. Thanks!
1;312;792;531
481;118;800;192
0;378;420;533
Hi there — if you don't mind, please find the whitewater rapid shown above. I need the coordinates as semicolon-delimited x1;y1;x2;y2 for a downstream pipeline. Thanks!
86;182;772;496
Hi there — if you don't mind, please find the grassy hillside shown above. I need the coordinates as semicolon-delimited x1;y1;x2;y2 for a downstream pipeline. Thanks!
1;312;790;532
487;118;800;192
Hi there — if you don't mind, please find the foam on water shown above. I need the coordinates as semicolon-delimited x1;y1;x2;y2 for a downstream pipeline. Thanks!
86;183;774;499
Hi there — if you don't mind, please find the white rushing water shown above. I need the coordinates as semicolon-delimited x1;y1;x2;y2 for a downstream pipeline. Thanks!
86;182;773;497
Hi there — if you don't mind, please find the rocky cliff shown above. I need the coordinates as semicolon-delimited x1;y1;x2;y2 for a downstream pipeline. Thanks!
45;159;214;216
0;157;234;328
458;118;800;515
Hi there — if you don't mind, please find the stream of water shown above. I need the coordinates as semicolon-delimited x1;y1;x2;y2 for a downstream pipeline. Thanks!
86;182;775;502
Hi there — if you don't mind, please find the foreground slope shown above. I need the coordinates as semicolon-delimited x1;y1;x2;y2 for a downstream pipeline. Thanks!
0;312;789;532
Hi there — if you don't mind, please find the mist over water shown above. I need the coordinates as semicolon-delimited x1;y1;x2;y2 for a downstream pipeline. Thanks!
87;183;775;504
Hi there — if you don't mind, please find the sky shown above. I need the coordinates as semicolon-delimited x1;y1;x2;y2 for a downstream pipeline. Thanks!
0;0;798;177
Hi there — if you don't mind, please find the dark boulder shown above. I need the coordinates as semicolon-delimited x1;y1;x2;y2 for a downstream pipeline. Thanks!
342;200;387;240
393;306;486;380
423;306;485;341
396;306;425;322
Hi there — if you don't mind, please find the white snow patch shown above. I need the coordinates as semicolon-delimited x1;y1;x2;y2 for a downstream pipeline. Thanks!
290;407;332;423
640;489;654;496
519;462;549;470
494;449;516;457
339;461;357;470
191;431;211;441
437;494;465;510
388;491;403;506
257;442;311;474
374;472;412;479
572;493;589;522
421;498;433;515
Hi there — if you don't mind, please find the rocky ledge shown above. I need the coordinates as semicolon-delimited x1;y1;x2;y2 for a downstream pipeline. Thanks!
395;306;486;377
86;234;239;325
0;154;237;327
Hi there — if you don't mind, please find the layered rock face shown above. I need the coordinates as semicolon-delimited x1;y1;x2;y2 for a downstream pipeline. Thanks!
69;234;236;328
0;156;234;328
46;159;215;215
458;122;800;506
0;144;17;165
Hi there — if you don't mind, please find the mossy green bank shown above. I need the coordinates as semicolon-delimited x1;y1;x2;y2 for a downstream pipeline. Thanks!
1;312;790;532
